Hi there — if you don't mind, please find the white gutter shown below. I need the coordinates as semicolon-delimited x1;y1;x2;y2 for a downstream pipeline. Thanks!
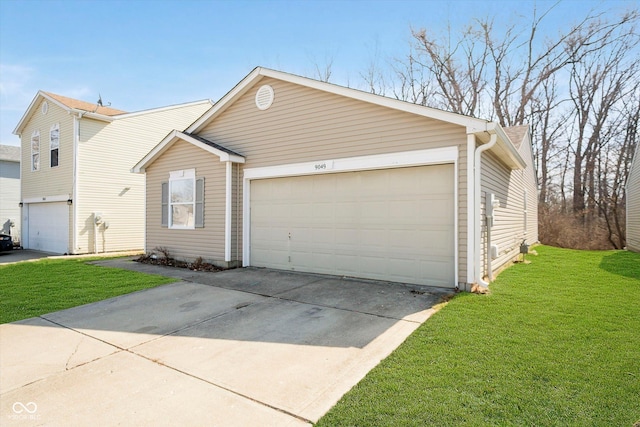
474;133;497;288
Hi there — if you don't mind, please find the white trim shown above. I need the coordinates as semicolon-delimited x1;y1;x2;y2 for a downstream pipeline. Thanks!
225;162;232;262
114;99;212;119
466;134;476;286
23;194;70;204
168;169;196;229
13;91;212;136
72;115;79;253
243;146;458;180
453;159;459;288
132;130;245;173
243;146;459;288
188;67;490;134
474;134;498;288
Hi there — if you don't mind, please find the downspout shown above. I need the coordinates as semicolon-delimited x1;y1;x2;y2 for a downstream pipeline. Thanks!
474;133;497;288
71;112;84;254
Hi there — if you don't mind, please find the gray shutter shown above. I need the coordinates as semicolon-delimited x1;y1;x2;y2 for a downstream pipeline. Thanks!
161;182;168;227
195;177;204;228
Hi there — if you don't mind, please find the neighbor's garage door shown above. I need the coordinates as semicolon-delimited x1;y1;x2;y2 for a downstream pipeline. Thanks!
250;165;455;287
27;202;69;254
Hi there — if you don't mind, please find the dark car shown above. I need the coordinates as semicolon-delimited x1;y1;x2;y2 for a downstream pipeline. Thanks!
0;234;13;252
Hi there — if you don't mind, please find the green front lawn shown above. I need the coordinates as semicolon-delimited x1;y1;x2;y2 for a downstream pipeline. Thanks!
317;246;640;426
0;257;174;324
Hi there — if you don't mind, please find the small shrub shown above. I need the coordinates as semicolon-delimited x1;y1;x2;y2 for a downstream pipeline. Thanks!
135;250;223;272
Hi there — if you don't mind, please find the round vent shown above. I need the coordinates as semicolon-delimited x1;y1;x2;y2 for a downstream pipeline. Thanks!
41;101;48;115
255;85;274;110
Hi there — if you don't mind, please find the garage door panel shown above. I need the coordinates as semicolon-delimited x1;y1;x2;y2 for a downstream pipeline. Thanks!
250;165;455;287
27;202;69;254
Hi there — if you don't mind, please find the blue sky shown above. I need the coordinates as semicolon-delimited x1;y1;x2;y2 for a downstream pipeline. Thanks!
0;0;634;146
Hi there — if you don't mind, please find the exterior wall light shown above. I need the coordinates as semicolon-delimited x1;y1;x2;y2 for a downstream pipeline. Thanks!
67;199;73;205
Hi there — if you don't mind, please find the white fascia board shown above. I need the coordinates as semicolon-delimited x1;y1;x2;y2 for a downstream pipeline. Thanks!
72;109;115;122
132;130;244;173
187;68;264;133
473;122;527;170
257;67;488;129
177;132;245;163
489;123;527;170
189;66;488;134
116;99;213;120
23;194;70;204
244;146;458;180
13;92;43;135
14;91;72;135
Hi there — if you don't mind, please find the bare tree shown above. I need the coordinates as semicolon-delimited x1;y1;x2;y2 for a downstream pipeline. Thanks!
359;4;640;249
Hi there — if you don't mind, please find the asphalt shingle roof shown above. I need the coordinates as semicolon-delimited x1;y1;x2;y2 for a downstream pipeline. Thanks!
44;92;126;116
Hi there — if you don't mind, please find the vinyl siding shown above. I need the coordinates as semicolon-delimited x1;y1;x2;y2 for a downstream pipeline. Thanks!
627;151;640;252
518;134;539;246
198;77;469;281
480;132;538;277
19;98;75;251
145;139;227;263
75;103;211;253
0;159;21;238
20;98;75;199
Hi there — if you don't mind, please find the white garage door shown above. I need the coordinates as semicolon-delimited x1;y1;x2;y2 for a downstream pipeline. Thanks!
250;165;455;287
27;202;69;254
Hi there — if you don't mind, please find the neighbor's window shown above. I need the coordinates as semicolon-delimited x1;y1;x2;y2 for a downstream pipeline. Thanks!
31;130;40;171
162;169;204;229
50;124;60;168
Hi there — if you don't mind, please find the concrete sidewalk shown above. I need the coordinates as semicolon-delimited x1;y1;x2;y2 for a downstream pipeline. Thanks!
1;262;451;426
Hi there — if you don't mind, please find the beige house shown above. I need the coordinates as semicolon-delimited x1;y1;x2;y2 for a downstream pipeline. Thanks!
627;149;640;252
134;67;538;290
0;145;21;241
13;91;212;254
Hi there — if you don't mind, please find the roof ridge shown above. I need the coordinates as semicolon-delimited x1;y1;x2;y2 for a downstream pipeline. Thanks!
43;91;127;116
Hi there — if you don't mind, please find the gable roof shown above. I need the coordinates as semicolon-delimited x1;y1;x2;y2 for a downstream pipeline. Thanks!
186;67;526;170
13;91;213;136
0;144;20;162
132;130;245;173
43;92;126;116
503;125;529;149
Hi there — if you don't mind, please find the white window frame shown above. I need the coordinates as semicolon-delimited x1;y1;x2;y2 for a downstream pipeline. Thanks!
50;124;60;168
169;168;196;229
31;130;40;171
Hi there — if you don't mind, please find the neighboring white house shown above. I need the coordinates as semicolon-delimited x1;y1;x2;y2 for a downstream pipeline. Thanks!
0;144;21;241
134;67;539;290
627;148;640;252
13;91;212;254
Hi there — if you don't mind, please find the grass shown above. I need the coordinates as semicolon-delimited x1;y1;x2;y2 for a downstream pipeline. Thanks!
316;246;640;426
0;257;174;324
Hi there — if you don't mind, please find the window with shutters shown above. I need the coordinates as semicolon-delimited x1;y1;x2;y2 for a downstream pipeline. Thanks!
31;130;40;171
50;124;60;168
162;169;204;229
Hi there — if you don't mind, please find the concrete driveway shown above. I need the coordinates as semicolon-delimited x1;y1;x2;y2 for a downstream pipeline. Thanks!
1;262;452;426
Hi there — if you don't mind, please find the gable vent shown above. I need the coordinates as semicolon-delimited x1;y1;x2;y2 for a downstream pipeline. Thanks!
255;85;275;110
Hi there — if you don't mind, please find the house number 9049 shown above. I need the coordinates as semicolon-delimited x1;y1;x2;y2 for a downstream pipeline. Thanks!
314;163;327;170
